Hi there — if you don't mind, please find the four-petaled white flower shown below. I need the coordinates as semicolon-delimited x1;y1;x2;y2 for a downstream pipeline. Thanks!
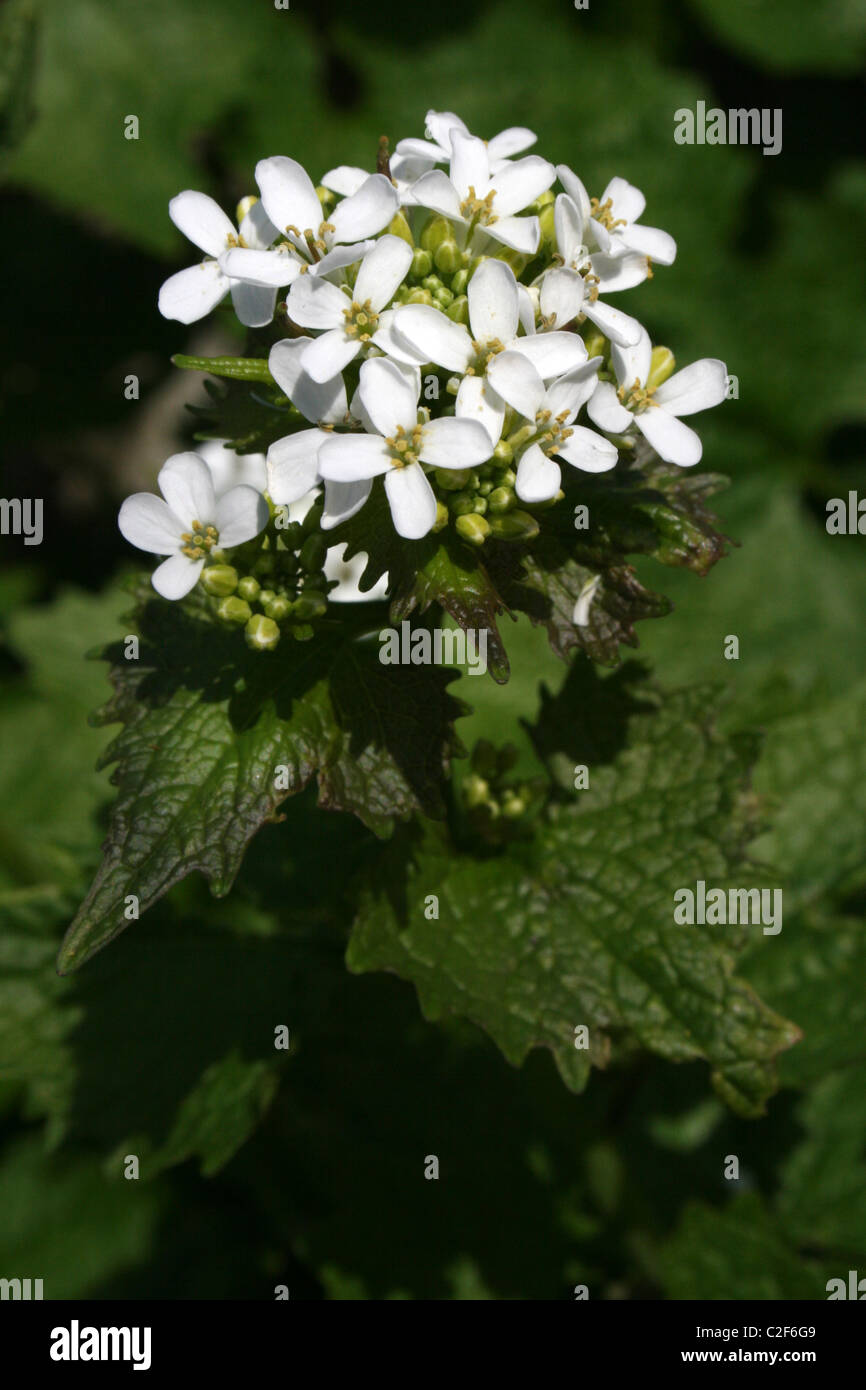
158;192;281;327
558;165;677;265
543;194;646;345
411;131;554;254
118;453;269;599
587;327;727;466
318;358;493;539
396;109;537;175
486;351;618;501
287;235;414;383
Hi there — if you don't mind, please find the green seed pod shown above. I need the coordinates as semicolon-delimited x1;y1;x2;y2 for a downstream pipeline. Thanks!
406;287;434;306
487;510;540;541
264;595;293;621
410;248;433;278
217;596;252;625
236;575;261;603
493;439;514;466
292;592;328;620
449;491;476;516
450;268;469;295
434;239;461;274
299;532;327;573
201;564;238;597
446;295;470;325
245;614;280;651
435;467;472;491
420;215;452;253
387;211;414;246
455;513;491;546
487;486;515;514
647;345;676;390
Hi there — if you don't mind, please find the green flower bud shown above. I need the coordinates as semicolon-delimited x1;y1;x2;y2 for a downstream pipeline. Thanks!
473;495;488;515
245;614;280;651
217;596;252;625
434;286;454;308
583;330;606;360
315;185;336;209
502;792;527;819
420;215;452;253
494;247;529;276
387;211;414;246
463;773;490;809
478;479;493;496
236;575;261;603
499;467;517;488
433;239;461;274
487;510;540;541
446;294;469;324
299;532;327;573
455;513;491;546
535;189;556;209
201;564;238;597
538;204;557;245
432;500;449;532
293;623;315;642
236;195;259;224
258;589;276;607
435;467;472;491
406;287;434;306
410;248;433;278
421;274;444;293
450;268;469;295
493;439;513;466
293;592;328;620
264;595;292;621
487;486;515;514
449;490;476;516
647;345;676;390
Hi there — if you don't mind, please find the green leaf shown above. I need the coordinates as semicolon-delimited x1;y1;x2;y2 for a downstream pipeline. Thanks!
172;354;275;383
348;678;799;1114
59;590;465;972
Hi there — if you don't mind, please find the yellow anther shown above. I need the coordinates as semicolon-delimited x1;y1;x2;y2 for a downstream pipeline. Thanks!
590;197;627;232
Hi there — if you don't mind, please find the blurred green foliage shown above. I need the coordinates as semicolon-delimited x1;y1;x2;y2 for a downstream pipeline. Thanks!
0;0;864;1298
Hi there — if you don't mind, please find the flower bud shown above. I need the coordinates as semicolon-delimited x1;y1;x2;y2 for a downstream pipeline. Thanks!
432;500;449;532
236;575;261;603
293;592;328;620
535;190;556;209
494;247;529;276
387;211;414;246
258;589;276;607
434;286;454;308
478;480;493;496
463;773;490;808
487;486;515;514
433;239;461;274
493;439;513;466
406;287;434;306
455;513;491;546
647;345;676;390
236;195;259;224
583;330;607;361
472;496;488;515
420;215;452;252
487;510;539;541
201;564;238;597
446;294;469;324
449;491;476;516
245;614;280;651
264;595;292;621
538;205;556;245
450;268;469;295
315;185;336;212
421;274;444;293
299;532;327;573
435;467;472;491
410;248;433;278
217;596;252;625
502;791;527;819
499;468;517;488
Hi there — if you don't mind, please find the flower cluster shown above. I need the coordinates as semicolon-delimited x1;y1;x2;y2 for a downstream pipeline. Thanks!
120;109;727;649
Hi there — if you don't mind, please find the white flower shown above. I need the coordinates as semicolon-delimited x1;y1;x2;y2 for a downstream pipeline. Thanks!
392;259;588;446
196;439;268;496
396;109;537;175
542;195;645;345
587;328;727;466
286;235;413;383
486;351;617;501
321;155;432;209
411;131;554;254
557;165;676;265
118;452;269;599
158;192;281;327
318;357;492;539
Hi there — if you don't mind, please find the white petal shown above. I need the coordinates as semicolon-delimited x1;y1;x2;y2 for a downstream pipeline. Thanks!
358;356;418;437
197;441;268;497
220;246;301;287
215;486;269;547
158;453;216;527
410;170;463;221
318;432;394;481
321;165;368;197
370;310;430;368
329;174;399;244
419;417;492;468
238;198;279;250
587;216;612;254
590;252;649;293
554;193;586;267
301;328;361;384
158;261;228;323
391;304;473;372
583;298;643;349
546;359;602;420
601;176;646;224
653;359;727;416
538;267;585;329
517;285;537;335
384;462;437;539
313;240;376;276
425;109;468;150
287;274;347;330
354;235;413;312
118;494;183;555
611;327;652;389
484;215;539;255
152;553;203;600
510;329;588;379
555;165;591;224
267;429;330;504
456;376;506;447
619;223;676;265
487;126;537;160
586;381;633;433
486;350;547;421
255;156;323;238
557;425;619;473
269;338;348;425
322;478;373;530
635;408;703;466
168;191;234;256
394;137;445;163
449;131;490;200
467;259;519;344
230;279;278;328
515;443;561;502
492;156;554;216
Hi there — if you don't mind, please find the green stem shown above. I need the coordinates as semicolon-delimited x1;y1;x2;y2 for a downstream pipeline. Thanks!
172;354;276;384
